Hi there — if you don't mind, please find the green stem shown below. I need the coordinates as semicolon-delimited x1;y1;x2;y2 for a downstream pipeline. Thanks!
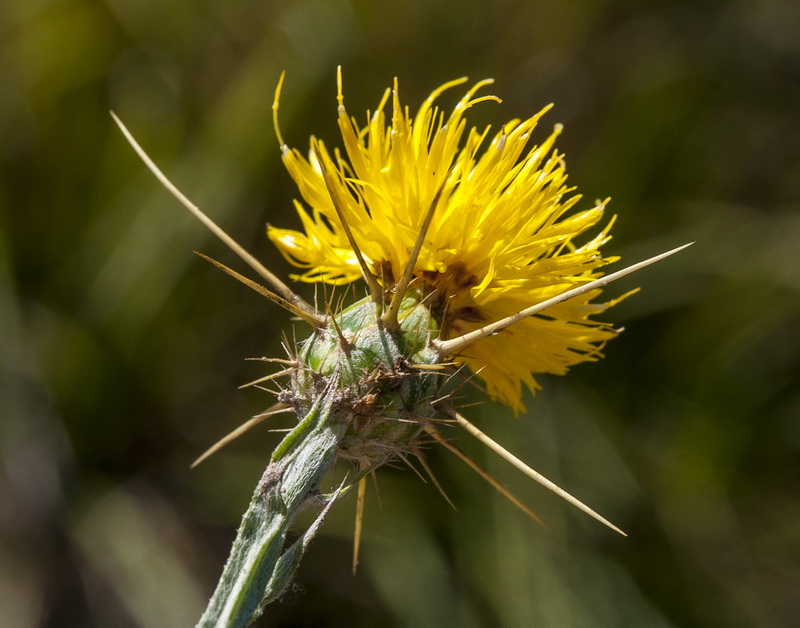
197;390;348;628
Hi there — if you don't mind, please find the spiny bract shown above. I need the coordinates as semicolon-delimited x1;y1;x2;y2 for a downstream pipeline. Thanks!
285;294;441;468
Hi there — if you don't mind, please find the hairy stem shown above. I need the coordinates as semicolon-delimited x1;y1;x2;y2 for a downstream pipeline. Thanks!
197;391;348;628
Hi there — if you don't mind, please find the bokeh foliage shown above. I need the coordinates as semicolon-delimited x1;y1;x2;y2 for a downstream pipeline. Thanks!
2;0;799;626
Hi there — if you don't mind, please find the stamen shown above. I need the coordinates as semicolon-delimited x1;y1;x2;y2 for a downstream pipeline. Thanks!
272;71;287;147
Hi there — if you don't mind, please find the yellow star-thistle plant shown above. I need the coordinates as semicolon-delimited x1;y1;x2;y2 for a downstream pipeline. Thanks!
269;68;624;412
112;68;689;626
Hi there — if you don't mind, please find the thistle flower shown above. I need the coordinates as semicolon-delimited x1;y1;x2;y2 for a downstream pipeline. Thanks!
268;69;622;412
112;70;689;628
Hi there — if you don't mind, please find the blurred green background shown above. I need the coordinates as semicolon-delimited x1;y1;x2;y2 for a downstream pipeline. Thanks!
2;0;799;626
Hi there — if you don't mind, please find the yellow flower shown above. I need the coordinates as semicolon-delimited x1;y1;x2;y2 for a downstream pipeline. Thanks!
268;69;623;413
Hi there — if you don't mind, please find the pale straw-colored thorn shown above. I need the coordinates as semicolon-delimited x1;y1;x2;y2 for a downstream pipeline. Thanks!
400;285;438;324
447;364;488;398
425;424;548;527
434;243;694;359
321;282;334;318
383;178;448;330
191;403;293;468
327;301;353;353
334;289;350;321
194;252;321;327
312;145;384;307
369;469;383;511
407;362;457;372
282;331;300;367
452;399;488;410
398;452;429;484
429;393;456;406
415;448;457;510
110;111;324;326
448;408;627;536
397;415;454;427
246;357;299;366
352;476;368;575
441;363;470;388
238;368;294;389
386;416;433;425
280;335;292;358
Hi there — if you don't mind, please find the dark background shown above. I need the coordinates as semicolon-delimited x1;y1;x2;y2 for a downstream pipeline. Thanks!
2;0;799;626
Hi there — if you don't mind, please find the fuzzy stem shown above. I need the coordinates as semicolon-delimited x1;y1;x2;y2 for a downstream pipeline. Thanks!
197;390;348;628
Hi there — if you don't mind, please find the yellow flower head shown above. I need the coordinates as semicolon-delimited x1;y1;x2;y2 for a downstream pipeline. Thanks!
268;69;623;413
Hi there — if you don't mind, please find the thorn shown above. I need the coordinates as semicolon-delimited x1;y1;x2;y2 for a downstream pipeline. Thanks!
425;424;548;527
451;399;487;410
441;362;470;387
110;111;324;326
434;243;694;358
195;252;323;328
369;469;383;511
445;364;488;398
312;144;384;307
352;476;367;576
415;449;457;510
328;304;353;354
406;362;454;372
398;452;428;483
238;368;294;389
191;404;293;468
448;409;627;536
382;177;447;330
246;357;299;366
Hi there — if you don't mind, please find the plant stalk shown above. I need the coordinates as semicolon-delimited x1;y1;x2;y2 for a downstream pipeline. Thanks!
197;390;348;628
